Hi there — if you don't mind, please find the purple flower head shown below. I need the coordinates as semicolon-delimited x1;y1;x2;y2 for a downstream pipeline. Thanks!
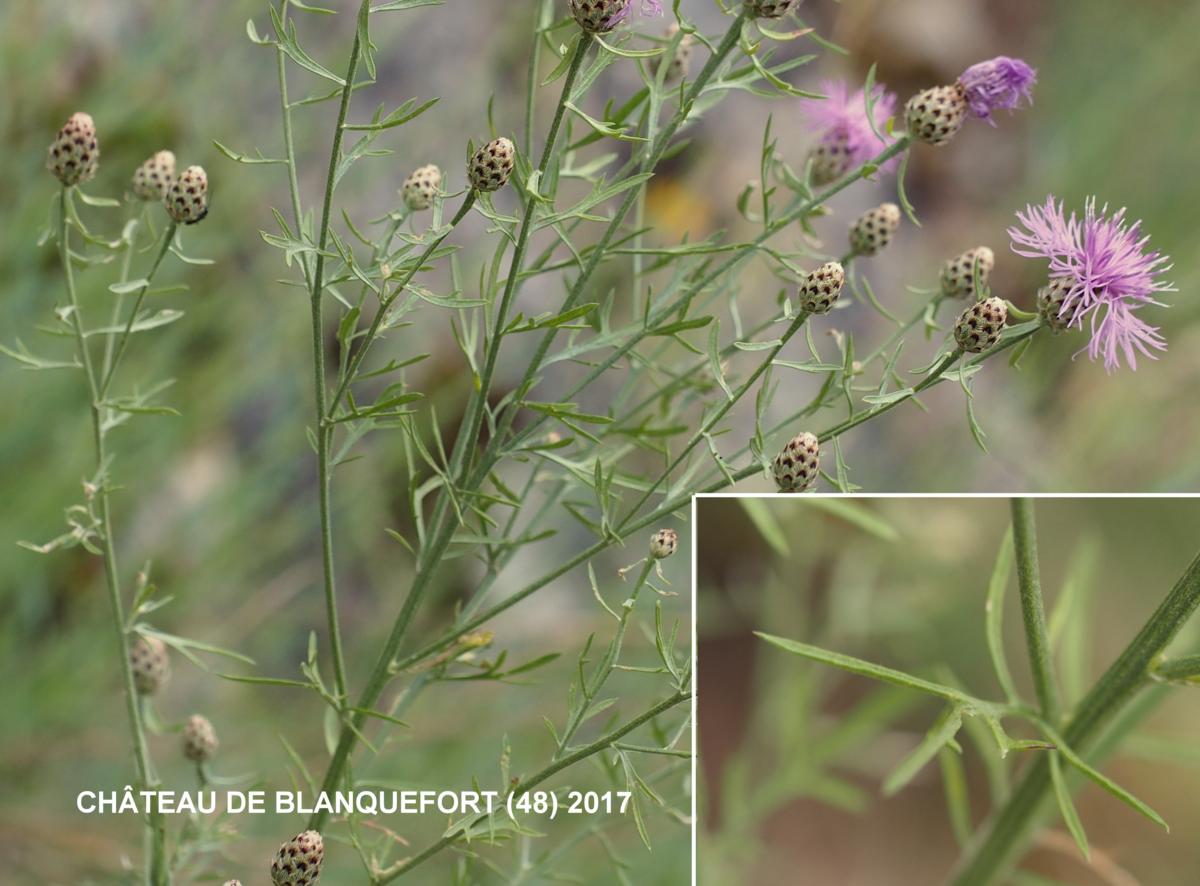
608;0;664;26
1009;196;1175;371
800;80;900;173
958;56;1037;124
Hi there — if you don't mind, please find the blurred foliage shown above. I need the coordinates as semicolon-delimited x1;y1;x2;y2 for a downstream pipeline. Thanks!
697;496;1200;885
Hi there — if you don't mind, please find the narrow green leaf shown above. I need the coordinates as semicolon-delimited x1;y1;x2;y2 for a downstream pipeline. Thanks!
883;705;963;796
756;633;966;703
939;746;972;846
985;526;1020;705
801;498;898;541
1053;730;1168;831
1049;752;1090;860
739;499;789;555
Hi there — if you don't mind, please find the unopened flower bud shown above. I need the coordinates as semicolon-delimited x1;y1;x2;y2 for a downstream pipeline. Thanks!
940;246;994;299
1037;277;1072;333
849;203;901;256
130;635;170;696
468;137;515;193
650;528;677;560
401;163;441;211
773;432;819;493
799;261;845;315
132;150;175;201
459;631;494;650
665;24;693;82
165;165;208;225
744;0;801;18
569;0;628;33
182;714;218;762
271;830;324;886
46;112;99;185
905;84;967;146
954;297;1008;352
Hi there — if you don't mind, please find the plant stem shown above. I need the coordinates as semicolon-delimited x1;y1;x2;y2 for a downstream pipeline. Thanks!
447;31;593;486
305;28;593;832
306;7;369;704
482;14;751;464
815;347;962;444
619;310;811;527
1010;498;1060;723
101;207;141;380
327;193;476;416
58;187;163;884
274;0;313;288
396;320;1040;672
372;688;692;883
555;558;656;756
99;220;177;398
949;548;1200;885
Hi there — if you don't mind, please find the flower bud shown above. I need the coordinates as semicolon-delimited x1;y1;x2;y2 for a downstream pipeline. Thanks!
849;202;901;256
46;112;99;185
468;137;515;193
271;830;324;886
182;714;219;763
905;84;967;146
401;163;441;211
1037;277;1072;332
773;432;819;493
799;261;845;315
744;0;802;18
954;296;1008;353
165;165;208;225
569;0;629;33
649;528;677;560
665;24;693;82
132;150;176;201
940;246;994;299
130;635;170;696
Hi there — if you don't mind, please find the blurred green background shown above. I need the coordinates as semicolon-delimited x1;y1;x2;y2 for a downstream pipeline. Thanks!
697;496;1200;884
2;0;1200;880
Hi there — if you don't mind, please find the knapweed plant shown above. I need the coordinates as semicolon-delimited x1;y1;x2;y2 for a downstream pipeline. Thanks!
754;498;1200;884
9;0;1184;881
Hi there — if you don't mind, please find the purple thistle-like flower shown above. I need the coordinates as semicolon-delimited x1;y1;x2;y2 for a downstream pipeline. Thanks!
609;0;664;26
958;56;1037;124
1009;196;1175;371
801;80;900;173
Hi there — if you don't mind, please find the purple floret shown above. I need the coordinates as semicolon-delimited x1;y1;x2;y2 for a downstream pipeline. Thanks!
959;56;1037;124
609;0;664;26
800;80;900;171
1009;196;1175;371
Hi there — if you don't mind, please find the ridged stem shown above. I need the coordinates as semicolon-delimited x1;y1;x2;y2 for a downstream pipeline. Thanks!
1011;498;1060;723
58;187;164;884
949;548;1200;885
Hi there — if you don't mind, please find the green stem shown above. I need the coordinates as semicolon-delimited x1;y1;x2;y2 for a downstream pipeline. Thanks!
555;558;656;756
101;207;141;380
58;187;163;884
396;321;1038;672
448;31;593;486
483;14;750;464
305;7;369;704
949;548;1200;885
99;221;176;398
327;193;476;416
304;29;593;833
815;347;962;444
275;0;313;289
1010;498;1060;723
619;310;811;528
372;688;692;883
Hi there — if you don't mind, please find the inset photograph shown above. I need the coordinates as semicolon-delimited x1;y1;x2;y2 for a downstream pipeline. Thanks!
697;496;1200;884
